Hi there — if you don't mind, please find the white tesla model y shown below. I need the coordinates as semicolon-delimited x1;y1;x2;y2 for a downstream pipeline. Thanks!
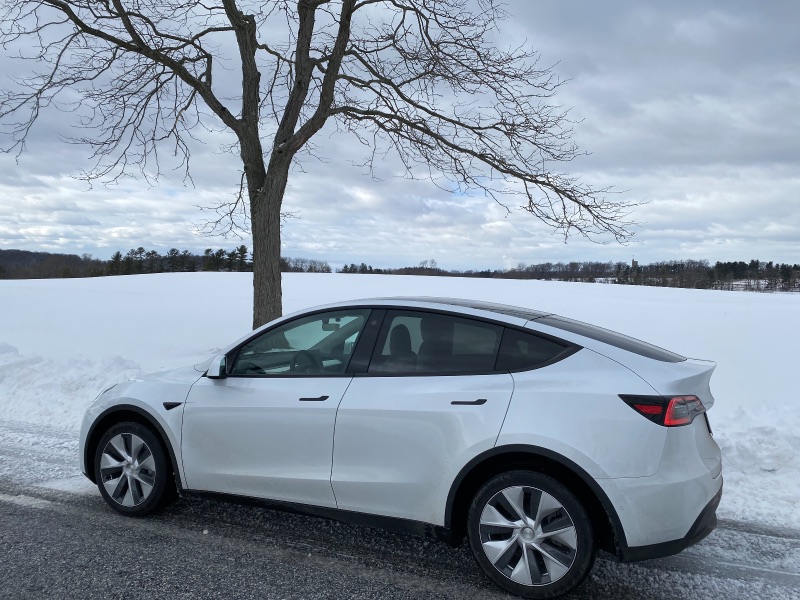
80;297;722;598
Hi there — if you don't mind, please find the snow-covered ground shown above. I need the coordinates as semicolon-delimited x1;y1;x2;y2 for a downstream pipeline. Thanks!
0;273;797;529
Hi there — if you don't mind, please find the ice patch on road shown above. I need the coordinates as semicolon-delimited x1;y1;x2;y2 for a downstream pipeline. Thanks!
38;475;97;495
0;493;52;509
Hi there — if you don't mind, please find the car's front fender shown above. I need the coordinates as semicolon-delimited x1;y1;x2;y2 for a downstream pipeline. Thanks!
80;374;199;488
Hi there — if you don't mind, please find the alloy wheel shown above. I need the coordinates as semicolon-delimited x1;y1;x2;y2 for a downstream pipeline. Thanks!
99;432;157;507
479;485;578;586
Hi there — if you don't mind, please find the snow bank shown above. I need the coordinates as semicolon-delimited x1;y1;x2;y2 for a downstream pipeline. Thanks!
0;272;797;528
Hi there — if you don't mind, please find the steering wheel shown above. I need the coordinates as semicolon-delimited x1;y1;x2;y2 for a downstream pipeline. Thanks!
245;363;266;375
289;350;323;374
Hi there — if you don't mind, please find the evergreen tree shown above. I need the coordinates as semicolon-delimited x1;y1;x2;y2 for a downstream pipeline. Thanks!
108;251;123;275
145;249;161;273
166;248;180;272
236;245;249;272
180;250;194;272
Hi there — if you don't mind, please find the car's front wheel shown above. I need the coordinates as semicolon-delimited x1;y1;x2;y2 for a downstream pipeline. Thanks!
93;421;171;516
467;470;595;599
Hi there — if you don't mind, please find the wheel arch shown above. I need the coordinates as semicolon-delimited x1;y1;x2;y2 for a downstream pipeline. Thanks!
445;445;626;557
84;404;182;491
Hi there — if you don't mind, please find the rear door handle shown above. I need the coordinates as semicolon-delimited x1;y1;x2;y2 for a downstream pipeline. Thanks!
451;398;487;406
299;395;329;402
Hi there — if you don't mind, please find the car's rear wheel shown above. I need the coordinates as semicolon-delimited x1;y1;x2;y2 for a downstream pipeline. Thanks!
467;470;595;599
93;422;171;516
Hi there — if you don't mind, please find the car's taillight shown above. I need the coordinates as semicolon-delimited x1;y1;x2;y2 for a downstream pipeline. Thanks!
619;394;706;427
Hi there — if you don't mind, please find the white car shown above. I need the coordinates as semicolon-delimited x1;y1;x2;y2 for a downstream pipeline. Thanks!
79;297;722;599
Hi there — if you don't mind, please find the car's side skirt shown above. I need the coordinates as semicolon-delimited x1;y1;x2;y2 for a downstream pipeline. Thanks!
181;489;456;545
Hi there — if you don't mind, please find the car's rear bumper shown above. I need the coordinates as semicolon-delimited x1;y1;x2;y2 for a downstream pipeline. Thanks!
594;412;723;555
618;479;722;562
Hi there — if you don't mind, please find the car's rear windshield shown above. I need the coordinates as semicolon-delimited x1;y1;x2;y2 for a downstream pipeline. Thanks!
535;316;686;363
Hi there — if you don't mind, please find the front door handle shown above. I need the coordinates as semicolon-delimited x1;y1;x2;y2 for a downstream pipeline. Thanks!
299;395;329;402
451;398;487;406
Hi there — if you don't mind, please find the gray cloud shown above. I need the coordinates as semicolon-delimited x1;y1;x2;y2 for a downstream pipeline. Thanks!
1;0;798;268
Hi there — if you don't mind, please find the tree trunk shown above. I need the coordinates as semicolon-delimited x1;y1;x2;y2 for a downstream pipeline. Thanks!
250;154;290;329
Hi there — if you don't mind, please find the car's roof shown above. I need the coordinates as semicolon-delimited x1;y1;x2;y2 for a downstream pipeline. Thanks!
367;296;553;320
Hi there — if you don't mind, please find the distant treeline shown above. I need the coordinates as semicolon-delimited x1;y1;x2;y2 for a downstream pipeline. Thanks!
339;258;800;292
0;247;332;279
1;249;799;292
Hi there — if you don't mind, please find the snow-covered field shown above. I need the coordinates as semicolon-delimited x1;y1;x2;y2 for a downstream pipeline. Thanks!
0;273;797;529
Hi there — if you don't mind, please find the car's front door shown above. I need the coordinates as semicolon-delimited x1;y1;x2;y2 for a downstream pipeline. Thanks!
182;308;372;507
331;309;514;525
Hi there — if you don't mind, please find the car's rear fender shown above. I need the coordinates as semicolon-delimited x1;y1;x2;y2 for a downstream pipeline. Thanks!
444;444;627;555
498;348;668;479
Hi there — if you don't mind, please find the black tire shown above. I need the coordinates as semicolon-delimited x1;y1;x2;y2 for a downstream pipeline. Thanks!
467;470;595;599
93;421;173;517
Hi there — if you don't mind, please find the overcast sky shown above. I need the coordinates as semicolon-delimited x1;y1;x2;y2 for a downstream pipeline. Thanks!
1;1;798;270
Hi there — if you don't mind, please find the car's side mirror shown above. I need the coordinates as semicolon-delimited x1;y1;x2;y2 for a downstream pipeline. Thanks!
206;354;228;379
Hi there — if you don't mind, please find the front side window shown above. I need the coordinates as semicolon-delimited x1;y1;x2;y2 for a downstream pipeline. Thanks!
229;309;371;376
369;310;502;374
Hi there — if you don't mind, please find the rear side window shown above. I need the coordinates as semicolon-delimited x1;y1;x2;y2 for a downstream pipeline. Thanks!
496;328;571;371
536;316;686;363
369;310;502;374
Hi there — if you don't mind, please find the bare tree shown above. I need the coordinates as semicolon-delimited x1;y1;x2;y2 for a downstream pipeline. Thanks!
0;0;637;328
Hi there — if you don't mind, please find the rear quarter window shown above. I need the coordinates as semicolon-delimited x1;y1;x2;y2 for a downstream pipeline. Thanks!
496;328;573;372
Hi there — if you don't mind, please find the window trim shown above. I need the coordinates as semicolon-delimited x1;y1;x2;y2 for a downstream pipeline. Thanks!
346;309;386;375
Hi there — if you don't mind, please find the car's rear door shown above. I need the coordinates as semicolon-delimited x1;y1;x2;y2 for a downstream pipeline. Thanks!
181;308;372;508
331;309;514;525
